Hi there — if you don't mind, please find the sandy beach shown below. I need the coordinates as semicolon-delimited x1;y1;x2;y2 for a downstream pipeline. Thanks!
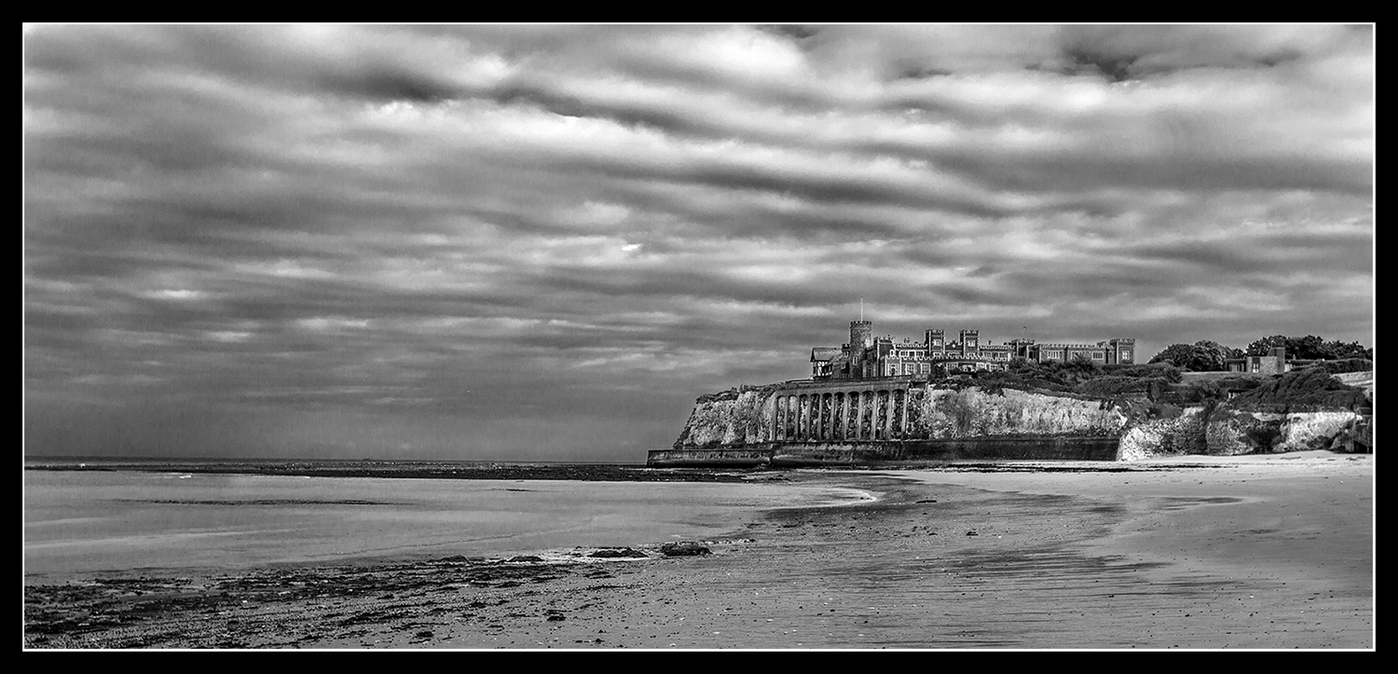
23;451;1373;650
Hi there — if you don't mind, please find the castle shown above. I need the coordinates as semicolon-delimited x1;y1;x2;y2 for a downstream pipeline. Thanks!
810;320;1135;380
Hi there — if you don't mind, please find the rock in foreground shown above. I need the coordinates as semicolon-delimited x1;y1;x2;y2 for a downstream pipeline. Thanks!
659;542;711;557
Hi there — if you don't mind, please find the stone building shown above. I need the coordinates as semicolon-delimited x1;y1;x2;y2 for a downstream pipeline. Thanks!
1010;337;1136;368
1225;347;1291;375
810;319;1135;380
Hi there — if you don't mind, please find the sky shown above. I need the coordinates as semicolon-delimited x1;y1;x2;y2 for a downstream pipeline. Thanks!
23;24;1374;462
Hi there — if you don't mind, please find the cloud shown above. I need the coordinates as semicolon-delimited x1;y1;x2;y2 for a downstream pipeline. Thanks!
23;24;1373;460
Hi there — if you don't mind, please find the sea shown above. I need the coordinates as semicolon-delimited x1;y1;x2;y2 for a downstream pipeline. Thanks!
23;457;873;581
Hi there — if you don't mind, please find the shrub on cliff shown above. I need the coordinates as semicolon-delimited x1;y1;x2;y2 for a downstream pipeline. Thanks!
980;358;1178;395
1074;375;1152;397
976;361;1179;399
1145;375;1264;406
978;369;1066;394
1101;362;1183;382
1166;379;1228;404
1302;359;1374;374
1228;368;1368;411
1210;375;1264;392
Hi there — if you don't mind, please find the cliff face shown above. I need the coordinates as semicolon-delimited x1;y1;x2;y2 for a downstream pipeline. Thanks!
912;388;1126;439
671;385;776;449
672;384;1127;450
671;380;1370;460
1117;406;1211;460
1122;407;1370;460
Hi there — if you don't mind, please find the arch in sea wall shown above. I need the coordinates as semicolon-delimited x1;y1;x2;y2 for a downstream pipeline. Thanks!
767;377;920;444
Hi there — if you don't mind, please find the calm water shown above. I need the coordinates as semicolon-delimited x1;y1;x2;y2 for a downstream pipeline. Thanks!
23;467;872;579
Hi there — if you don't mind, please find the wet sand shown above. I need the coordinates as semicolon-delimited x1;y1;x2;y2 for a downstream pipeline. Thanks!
23;451;1373;650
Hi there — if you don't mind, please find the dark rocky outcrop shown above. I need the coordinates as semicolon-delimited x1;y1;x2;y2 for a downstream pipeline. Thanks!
587;548;649;559
658;542;711;557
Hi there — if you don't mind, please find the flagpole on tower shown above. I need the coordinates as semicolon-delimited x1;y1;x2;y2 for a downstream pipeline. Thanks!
860;298;863;321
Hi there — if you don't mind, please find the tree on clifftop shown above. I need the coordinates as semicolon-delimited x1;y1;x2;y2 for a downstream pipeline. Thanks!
1247;335;1321;358
1246;334;1372;361
1148;340;1241;371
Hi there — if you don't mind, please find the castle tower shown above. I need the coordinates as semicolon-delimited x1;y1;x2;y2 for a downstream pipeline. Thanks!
925;329;944;350
1108;338;1136;364
849;320;872;354
959;329;980;355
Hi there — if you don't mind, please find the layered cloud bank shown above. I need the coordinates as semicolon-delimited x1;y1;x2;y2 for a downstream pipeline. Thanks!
23;25;1373;460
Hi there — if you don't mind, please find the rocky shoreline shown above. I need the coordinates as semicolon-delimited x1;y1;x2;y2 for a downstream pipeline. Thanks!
24;544;728;649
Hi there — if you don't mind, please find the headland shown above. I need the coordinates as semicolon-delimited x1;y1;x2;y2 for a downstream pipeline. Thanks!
652;319;1372;467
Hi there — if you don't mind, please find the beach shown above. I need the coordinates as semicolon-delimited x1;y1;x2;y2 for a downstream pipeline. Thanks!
23;451;1373;650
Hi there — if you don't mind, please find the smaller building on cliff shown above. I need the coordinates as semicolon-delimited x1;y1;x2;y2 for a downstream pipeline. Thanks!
810;319;1135;380
1225;347;1292;375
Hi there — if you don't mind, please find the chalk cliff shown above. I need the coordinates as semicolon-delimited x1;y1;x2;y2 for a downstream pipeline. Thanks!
911;388;1125;439
671;384;1124;450
662;376;1370;465
1120;406;1370;460
670;385;777;450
